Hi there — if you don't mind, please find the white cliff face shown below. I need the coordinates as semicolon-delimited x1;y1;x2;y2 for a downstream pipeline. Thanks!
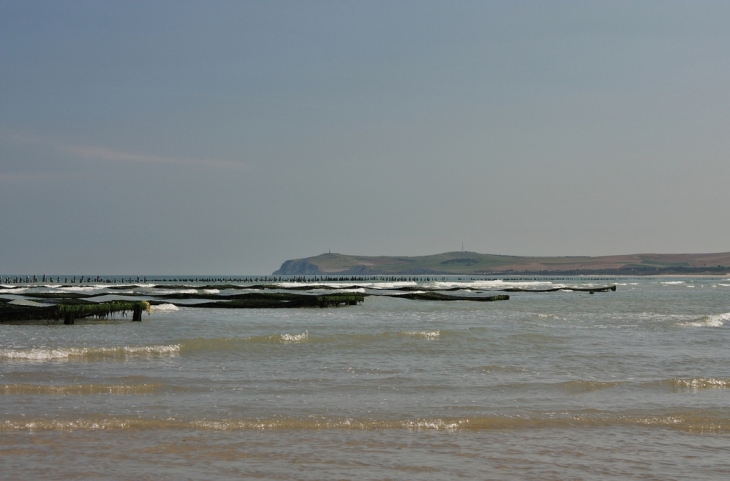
273;259;323;275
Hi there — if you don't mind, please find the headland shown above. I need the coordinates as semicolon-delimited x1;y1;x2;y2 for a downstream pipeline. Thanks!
273;251;730;276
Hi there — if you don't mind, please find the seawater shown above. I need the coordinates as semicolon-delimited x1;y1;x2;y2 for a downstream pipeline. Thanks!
1;277;730;480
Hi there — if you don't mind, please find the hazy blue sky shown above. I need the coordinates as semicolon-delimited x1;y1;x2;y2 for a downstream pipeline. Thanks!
2;1;729;274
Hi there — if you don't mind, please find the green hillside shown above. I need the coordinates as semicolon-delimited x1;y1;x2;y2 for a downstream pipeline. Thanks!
273;251;730;275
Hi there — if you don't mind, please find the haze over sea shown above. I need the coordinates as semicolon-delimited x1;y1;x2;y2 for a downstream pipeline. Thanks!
3;2;730;479
2;276;730;479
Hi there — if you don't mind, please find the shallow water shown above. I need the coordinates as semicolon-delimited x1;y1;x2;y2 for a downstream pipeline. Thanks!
2;277;730;479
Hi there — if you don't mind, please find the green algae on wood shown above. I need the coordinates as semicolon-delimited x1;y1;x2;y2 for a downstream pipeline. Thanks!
185;292;366;309
0;305;58;323
0;301;151;324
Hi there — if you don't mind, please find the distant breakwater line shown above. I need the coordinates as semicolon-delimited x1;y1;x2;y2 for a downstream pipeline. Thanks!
3;274;631;285
1;274;483;285
3;274;543;284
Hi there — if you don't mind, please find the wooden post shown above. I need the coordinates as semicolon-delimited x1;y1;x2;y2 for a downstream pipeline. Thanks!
132;304;142;322
64;313;74;325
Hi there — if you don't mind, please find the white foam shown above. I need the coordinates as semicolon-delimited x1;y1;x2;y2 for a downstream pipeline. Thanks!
279;331;308;343
672;378;730;389
403;418;460;431
678;312;730;328
0;287;27;294
151;303;179;312
661;281;684;285
277;282;409;289
430;280;564;290
54;286;99;292
0;344;181;361
272;279;575;291
281;282;417;290
203;289;220;294
400;330;440;340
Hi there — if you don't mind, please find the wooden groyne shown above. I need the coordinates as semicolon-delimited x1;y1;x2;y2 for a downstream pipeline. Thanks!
0;301;150;324
186;293;366;309
502;285;617;294
386;293;510;302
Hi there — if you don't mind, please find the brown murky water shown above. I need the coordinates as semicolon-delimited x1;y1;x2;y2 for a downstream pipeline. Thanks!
2;277;730;479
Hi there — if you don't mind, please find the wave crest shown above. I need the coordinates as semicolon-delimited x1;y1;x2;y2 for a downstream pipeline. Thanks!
399;330;440;340
180;332;309;353
279;331;309;343
667;378;730;390
3;411;730;433
1;383;163;395
150;303;179;312
678;312;730;327
0;344;180;362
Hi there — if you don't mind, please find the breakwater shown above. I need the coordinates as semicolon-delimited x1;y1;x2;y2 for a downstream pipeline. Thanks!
2;274;629;284
0;276;626;324
0;300;150;324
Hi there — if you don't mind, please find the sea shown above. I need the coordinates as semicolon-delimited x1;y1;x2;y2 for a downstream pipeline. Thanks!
1;276;730;480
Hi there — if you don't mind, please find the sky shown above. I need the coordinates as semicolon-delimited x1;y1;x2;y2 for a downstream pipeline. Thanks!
2;0;730;275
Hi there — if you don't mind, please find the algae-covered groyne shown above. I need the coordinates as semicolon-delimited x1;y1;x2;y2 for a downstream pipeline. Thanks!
0;293;369;323
386;293;510;302
0;301;150;324
180;293;366;309
1;276;623;325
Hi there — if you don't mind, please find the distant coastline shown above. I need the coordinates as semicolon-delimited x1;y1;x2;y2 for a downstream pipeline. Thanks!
273;251;730;276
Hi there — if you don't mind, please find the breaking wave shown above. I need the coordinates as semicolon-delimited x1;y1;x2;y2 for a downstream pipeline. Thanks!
677;312;730;327
665;378;730;390
150;303;179;312
399;330;440;340
279;331;309;343
3;411;730;433
0;344;181;362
